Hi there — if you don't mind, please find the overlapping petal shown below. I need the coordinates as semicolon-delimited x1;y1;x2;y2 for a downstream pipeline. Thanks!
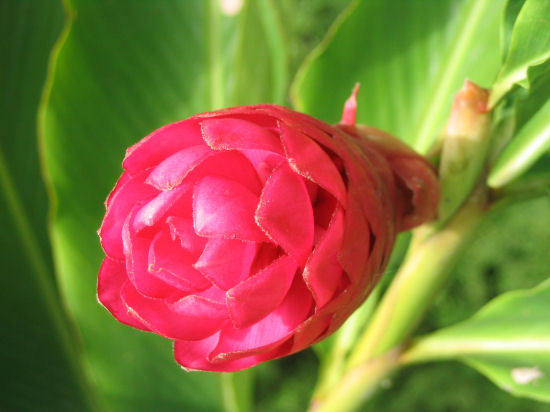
280;121;346;204
201;117;284;154
98;102;439;373
226;256;298;328
122;207;176;298
97;257;149;331
121;282;227;341
146;145;213;191
193;176;266;241
255;163;314;264
210;277;313;362
123;119;204;172
99;171;157;259
148;230;210;292
303;207;345;308
194;238;256;290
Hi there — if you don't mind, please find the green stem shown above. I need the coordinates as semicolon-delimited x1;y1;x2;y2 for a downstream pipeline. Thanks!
347;190;486;368
311;287;381;404
309;349;401;412
221;370;255;412
310;192;487;412
310;233;411;405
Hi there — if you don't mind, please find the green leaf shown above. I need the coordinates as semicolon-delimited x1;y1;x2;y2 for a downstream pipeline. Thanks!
404;278;550;402
292;0;505;153
230;0;288;105
501;0;527;62
39;0;286;409
0;1;94;409
488;100;550;188
515;61;550;131
488;61;550;188
493;153;550;201
490;0;550;106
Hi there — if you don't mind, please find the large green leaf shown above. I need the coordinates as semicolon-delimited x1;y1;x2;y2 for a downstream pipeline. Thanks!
0;1;94;409
39;0;286;409
404;278;550;402
292;0;505;153
490;0;550;106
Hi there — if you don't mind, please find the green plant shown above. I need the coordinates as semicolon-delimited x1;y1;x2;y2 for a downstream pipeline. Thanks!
2;0;549;410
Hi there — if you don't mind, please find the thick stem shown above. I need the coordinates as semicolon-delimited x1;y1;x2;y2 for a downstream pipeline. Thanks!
221;370;254;412
311;192;486;412
309;349;401;412
310;286;381;405
310;234;411;405
347;190;486;368
310;80;494;411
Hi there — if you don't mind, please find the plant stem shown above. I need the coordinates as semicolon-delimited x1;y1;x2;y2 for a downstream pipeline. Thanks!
221;370;254;412
309;190;487;412
311;287;381;405
310;233;411;404
309;349;401;412
347;189;487;369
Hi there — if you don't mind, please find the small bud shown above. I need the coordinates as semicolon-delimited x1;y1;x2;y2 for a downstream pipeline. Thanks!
438;80;491;222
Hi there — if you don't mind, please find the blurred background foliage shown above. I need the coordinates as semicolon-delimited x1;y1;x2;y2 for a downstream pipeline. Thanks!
1;0;549;411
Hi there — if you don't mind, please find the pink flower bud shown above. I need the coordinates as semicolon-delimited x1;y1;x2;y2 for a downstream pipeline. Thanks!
97;98;439;372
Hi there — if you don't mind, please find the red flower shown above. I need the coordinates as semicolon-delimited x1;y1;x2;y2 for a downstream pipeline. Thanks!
97;91;439;372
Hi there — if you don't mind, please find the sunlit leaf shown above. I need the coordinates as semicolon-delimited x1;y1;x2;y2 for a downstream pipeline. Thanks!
405;279;550;402
489;62;550;188
39;0;286;409
488;101;550;188
500;0;527;62
490;0;550;106
292;0;505;153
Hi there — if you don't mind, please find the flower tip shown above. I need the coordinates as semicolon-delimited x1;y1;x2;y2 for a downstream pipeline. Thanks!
447;80;490;136
340;83;361;125
455;79;489;114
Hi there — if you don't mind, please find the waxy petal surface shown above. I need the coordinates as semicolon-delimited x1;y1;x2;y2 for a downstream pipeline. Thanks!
227;256;298;328
174;333;280;372
148;230;210;292
338;194;371;284
133;185;189;232
255;164;314;264
122;208;175;298
280;122;346;204
193;151;262;195
239;149;284;183
146;145;213;190
98;103;441;373
304;207;345;308
211;278;313;361
201;117;283;154
166;216;206;256
99;171;157;259
97;257;149;331
121;282;227;341
193;176;266;242
123;119;204;172
194;238;256;290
